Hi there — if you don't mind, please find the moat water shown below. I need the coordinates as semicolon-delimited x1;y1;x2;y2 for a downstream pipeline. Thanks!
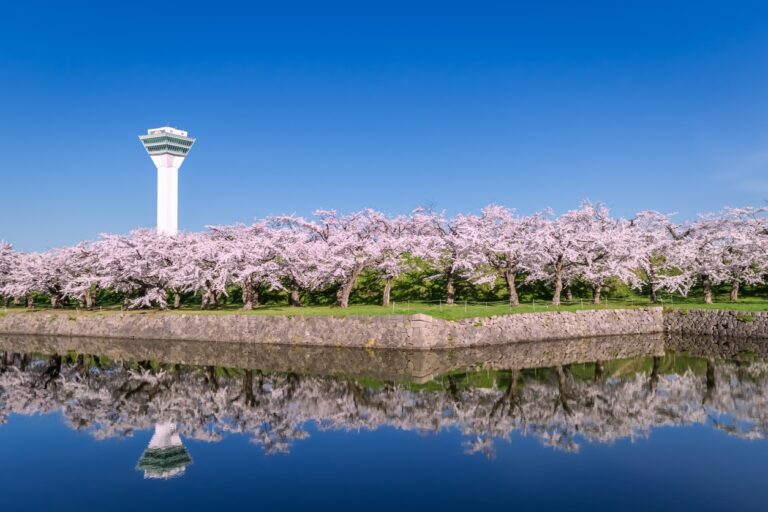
1;333;768;511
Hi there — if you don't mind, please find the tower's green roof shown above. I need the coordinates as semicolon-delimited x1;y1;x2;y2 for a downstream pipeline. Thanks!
136;445;193;479
139;133;195;157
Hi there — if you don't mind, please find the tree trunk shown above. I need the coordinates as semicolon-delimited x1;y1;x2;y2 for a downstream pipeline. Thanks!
730;280;740;302
243;370;255;407
206;365;218;391
382;277;393;307
13;296;20;306
288;288;301;307
173;291;181;309
552;267;563;306
591;284;602;304
84;288;94;309
51;294;62;309
648;269;658;303
336;268;363;308
702;275;713;304
594;361;604;381
242;281;260;310
555;365;572;415
704;358;716;404
336;282;353;308
504;270;519;306
564;277;573;303
649;356;660;395
242;282;252;310
446;273;455;305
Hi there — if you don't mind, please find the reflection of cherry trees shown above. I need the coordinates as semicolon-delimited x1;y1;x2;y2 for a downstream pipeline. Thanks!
2;350;768;460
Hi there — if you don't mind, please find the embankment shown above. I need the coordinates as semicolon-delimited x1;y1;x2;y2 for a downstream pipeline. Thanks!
0;307;763;349
0;308;660;349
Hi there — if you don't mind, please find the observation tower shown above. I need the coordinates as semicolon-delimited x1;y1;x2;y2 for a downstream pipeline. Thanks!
139;127;195;235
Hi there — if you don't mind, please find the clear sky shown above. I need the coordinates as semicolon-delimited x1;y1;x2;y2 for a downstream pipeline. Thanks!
2;1;768;251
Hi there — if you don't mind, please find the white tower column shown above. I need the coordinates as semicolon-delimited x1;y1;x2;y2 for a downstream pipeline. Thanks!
139;127;195;236
157;166;179;235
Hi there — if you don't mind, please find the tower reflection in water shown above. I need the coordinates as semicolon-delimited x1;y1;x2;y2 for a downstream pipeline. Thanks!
136;422;192;480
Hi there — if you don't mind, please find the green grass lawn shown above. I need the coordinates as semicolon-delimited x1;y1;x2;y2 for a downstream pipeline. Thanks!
4;296;768;321
164;301;646;320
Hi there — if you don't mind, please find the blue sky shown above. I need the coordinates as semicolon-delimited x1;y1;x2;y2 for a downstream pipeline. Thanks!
2;1;768;250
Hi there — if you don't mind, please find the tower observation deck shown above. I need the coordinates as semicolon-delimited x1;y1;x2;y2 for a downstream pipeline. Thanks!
139;127;195;235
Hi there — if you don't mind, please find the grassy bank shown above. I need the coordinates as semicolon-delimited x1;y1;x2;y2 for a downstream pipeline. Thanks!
4;297;768;321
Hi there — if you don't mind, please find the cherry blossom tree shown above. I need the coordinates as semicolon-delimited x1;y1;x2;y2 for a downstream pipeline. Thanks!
568;204;640;304
6;249;73;308
97;230;182;309
268;223;327;307
629;211;688;303
207;223;281;309
0;242;14;307
60;242;104;309
408;208;478;305
667;208;768;304
666;215;726;304
1;251;33;306
169;232;233;309
522;203;642;305
273;209;390;308
460;205;540;306
713;207;768;301
524;205;588;306
372;214;412;307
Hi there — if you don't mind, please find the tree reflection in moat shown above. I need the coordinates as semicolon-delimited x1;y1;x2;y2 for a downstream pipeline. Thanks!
2;343;768;476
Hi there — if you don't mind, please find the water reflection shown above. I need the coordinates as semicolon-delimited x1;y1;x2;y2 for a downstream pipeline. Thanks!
1;333;767;476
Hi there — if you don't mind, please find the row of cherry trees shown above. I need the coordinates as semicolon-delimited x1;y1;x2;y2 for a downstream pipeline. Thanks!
0;203;766;310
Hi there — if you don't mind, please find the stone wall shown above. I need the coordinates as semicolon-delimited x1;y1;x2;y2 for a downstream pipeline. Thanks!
663;309;768;340
5;307;767;349
0;308;664;349
430;308;663;347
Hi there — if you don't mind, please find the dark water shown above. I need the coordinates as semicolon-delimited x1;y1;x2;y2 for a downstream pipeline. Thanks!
2;333;768;511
